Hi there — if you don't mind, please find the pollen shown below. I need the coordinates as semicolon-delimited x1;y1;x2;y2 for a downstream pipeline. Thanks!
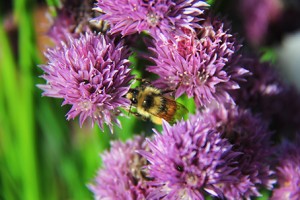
182;72;192;86
186;173;198;187
197;70;209;84
79;100;92;111
147;12;160;27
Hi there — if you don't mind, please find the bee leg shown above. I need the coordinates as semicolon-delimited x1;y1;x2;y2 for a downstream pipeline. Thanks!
161;89;175;94
123;107;140;118
129;111;148;121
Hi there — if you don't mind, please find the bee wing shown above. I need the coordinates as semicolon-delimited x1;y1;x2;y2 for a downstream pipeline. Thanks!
170;100;189;124
148;97;188;124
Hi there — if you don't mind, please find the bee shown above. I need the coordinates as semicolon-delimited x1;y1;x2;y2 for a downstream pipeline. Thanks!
125;81;188;124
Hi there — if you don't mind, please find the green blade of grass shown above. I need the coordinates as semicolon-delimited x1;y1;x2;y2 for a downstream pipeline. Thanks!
72;125;111;199
0;21;19;132
13;0;40;199
45;0;60;7
0;19;23;200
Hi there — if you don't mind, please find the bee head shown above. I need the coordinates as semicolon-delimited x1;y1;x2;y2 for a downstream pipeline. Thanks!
126;88;139;105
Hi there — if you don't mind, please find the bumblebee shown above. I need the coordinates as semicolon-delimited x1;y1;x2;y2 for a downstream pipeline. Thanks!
125;82;188;124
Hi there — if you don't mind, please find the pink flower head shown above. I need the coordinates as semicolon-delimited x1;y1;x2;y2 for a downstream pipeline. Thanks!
202;103;276;199
47;0;96;44
239;0;282;45
39;32;133;131
148;17;248;108
231;58;300;137
89;136;151;199
94;0;209;36
272;138;300;200
139;113;241;199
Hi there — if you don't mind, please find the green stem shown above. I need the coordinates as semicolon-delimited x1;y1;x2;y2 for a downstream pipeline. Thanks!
14;0;40;199
0;19;22;200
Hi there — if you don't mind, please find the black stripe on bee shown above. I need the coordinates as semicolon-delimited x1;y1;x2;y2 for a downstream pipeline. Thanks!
142;94;154;110
159;97;168;113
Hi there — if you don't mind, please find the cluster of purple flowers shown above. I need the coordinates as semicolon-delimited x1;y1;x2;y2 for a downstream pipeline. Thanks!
38;0;300;199
90;107;277;199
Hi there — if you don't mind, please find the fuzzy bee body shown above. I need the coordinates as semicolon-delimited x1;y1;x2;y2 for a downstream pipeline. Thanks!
126;84;188;124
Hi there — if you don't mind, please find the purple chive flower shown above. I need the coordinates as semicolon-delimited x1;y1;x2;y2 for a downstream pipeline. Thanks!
231;58;300;137
47;8;77;44
47;0;92;43
271;138;300;200
94;0;209;36
239;0;282;45
89;136;151;199
148;17;248;108
205;105;276;199
48;0;108;44
139;113;241;200
38;32;133;131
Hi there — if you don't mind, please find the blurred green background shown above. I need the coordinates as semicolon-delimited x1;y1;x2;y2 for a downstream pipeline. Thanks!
0;0;136;199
